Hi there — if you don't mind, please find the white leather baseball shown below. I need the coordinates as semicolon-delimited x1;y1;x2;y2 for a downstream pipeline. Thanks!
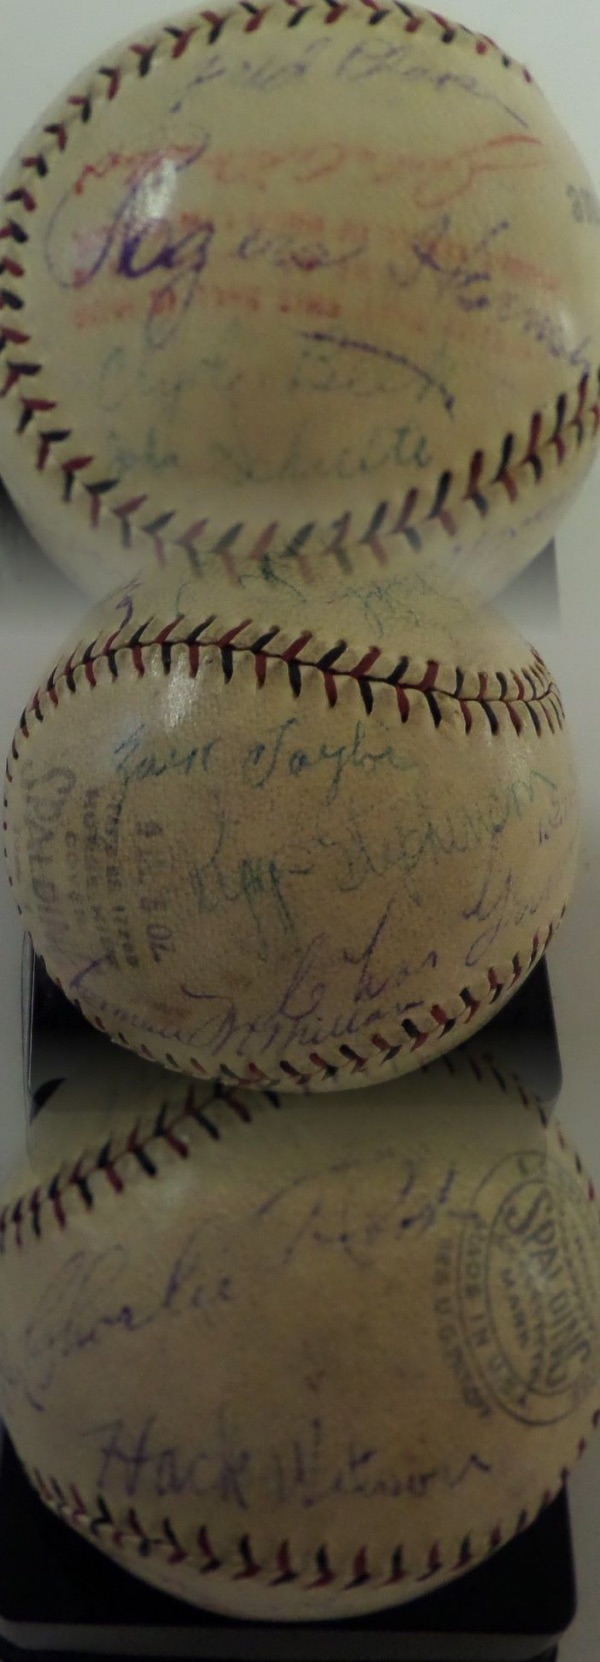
3;547;579;1089
1;1048;599;1621
1;1;600;598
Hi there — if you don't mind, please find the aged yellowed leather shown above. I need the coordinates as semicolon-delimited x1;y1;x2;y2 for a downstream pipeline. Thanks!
1;1;599;597
3;548;580;1088
1;1048;598;1620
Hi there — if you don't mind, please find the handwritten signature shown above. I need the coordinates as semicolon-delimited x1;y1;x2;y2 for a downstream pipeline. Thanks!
388;207;592;372
44;145;216;348
190;808;313;962
171;36;531;131
0;1231;233;1413
257;1155;458;1269
44;142;364;351
179;898;437;1064
239;716;418;803
82;1408;492;1509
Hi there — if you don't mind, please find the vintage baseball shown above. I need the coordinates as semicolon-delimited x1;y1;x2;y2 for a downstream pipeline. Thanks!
1;3;600;599
0;1050;599;1620
3;547;580;1090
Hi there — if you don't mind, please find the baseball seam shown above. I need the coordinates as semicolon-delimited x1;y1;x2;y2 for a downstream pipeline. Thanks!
2;615;569;1088
1;1;598;572
6;625;564;753
4;1052;598;1600
2;623;567;1086
37;916;564;1088
0;1054;556;1255
22;1440;600;1599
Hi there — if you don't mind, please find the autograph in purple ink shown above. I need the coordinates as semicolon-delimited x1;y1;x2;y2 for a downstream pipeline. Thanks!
43;142;365;350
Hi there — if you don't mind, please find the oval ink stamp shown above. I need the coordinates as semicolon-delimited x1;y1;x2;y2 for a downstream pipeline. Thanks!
457;1151;600;1425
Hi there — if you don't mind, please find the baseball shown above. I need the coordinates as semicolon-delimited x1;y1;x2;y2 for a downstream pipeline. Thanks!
3;546;579;1090
1;2;600;598
1;1048;599;1620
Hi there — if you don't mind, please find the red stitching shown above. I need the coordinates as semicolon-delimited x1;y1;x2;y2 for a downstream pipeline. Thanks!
7;1063;599;1603
0;2;573;578
35;1468;558;1601
1;624;568;1093
0;340;596;560
5;625;563;767
198;1526;222;1570
420;1541;443;1579
4;186;36;213
44;122;68;150
0;1053;562;1257
167;26;201;59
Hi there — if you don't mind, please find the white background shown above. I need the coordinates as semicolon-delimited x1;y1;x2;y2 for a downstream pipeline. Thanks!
1;2;600;1653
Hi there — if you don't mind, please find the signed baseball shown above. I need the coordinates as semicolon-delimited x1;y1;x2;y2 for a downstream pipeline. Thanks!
3;547;579;1090
1;1049;599;1620
1;2;600;598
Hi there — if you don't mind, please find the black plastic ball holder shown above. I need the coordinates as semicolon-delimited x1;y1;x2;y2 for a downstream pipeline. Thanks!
0;1428;575;1662
0;947;576;1662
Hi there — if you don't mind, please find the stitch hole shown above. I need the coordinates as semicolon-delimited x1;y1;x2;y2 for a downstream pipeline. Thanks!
68;94;92;124
456;1534;473;1568
387;657;410;685
252;628;280;653
285;6;310;28
348;1547;370;1587
396;685;411;722
428;469;453;521
190;1106;221;1141
424;690;442;728
313;1546;335;1587
2;219;28;245
481;700;499;736
237;1534;261;1579
494;431;515;480
288;659;302;698
133;45;157;76
359;679;374;715
387;1546;405;1584
25;152;48;181
264;1539;294;1584
1;291;25;315
317;641;348;671
5;187;36;211
163;1518;187;1563
221;645;234;683
189;616;217;643
554;392;568;434
204;13;227;44
198;1526;222;1570
98;66;121;99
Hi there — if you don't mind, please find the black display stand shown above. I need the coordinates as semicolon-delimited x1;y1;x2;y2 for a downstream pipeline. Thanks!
0;1430;576;1661
0;951;576;1661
